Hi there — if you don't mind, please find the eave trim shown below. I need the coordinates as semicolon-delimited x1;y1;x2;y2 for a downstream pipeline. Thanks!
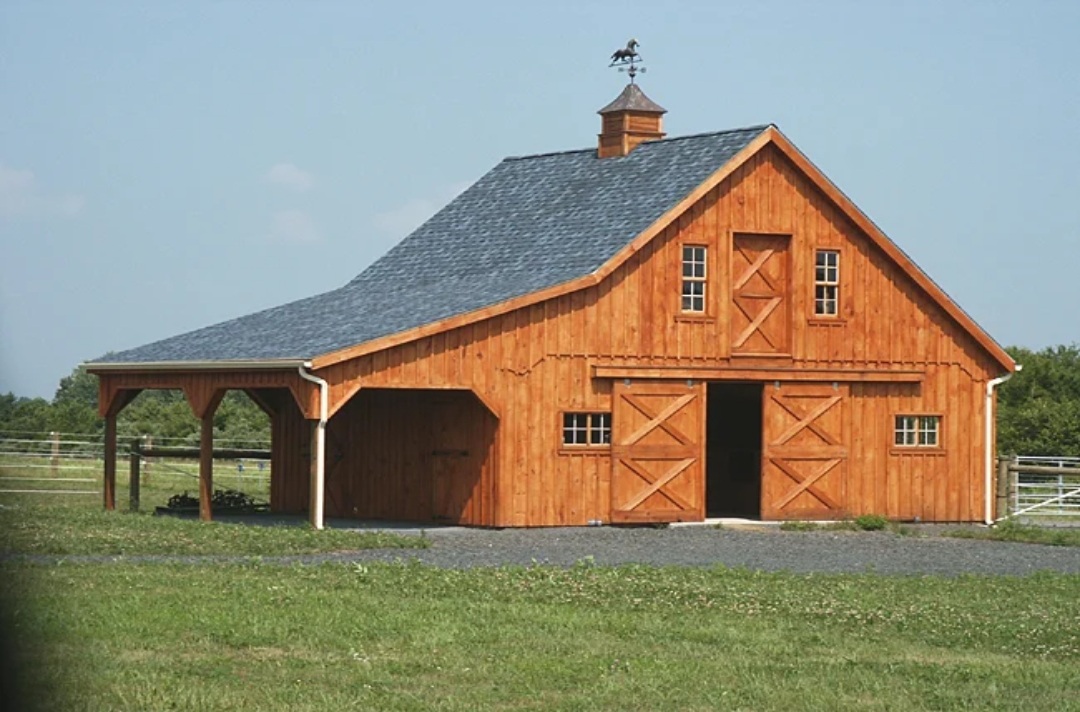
84;359;310;373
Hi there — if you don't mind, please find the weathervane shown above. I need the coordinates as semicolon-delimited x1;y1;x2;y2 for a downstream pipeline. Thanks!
609;38;646;83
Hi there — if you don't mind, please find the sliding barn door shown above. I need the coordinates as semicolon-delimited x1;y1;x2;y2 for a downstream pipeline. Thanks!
611;381;705;523
731;233;791;356
762;383;848;519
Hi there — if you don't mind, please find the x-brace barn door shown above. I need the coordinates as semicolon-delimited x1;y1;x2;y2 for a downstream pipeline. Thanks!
611;380;705;523
762;383;848;519
731;233;791;356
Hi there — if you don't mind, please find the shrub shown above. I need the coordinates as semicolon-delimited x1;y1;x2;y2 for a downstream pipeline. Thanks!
854;514;889;531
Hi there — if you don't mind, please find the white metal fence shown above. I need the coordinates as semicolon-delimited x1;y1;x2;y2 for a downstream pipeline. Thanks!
0;430;271;497
1010;456;1080;519
0;430;103;495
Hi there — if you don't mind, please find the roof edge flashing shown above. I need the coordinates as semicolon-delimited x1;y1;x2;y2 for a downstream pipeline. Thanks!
84;358;311;372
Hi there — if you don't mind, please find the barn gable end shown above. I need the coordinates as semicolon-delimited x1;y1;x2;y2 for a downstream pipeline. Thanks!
312;136;1008;525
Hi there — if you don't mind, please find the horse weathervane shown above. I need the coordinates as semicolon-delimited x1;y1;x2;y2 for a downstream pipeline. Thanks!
609;38;645;83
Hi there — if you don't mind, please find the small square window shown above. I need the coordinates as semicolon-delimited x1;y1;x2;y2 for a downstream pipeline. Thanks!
894;415;940;448
563;412;612;447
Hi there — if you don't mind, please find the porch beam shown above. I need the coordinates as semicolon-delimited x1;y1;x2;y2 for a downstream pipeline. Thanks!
592;366;923;383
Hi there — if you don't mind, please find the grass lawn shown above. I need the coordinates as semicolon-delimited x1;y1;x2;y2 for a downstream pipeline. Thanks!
0;459;427;556
2;562;1078;711
0;505;428;556
943;518;1080;547
2;460;1078;710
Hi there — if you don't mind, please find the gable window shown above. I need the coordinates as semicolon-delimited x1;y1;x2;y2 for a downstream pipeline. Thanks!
562;412;611;447
682;245;707;313
814;249;840;316
894;415;940;447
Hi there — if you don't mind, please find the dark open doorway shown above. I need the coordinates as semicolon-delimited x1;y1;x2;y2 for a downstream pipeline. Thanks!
706;382;763;518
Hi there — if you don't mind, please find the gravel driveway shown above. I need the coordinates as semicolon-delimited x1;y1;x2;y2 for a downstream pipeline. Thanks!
9;524;1079;576
300;525;1080;576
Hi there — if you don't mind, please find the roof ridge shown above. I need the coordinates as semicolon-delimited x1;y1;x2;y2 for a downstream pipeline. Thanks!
504;123;774;162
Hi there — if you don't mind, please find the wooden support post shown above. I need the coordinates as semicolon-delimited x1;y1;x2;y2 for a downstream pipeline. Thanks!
98;385;140;512
129;444;141;512
50;431;60;475
104;416;117;511
996;457;1010;520
199;412;214;522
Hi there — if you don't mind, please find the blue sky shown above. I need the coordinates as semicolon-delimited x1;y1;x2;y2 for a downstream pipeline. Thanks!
1;0;1077;398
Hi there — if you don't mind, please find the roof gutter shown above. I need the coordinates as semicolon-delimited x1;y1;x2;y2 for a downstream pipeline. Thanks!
985;365;1021;525
296;362;328;531
84;359;309;372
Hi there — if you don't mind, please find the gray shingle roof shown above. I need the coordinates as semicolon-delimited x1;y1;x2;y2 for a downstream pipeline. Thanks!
95;125;769;364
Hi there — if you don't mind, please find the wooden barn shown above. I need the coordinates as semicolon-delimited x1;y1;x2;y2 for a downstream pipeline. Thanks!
88;81;1017;528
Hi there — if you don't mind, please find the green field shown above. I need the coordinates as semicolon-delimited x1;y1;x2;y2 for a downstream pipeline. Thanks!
3;561;1078;711
2;458;1079;710
0;457;426;556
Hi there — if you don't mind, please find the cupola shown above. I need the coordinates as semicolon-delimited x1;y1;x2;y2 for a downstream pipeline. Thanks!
597;83;667;158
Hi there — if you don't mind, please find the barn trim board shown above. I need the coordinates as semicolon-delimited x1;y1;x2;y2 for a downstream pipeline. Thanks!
88;79;1016;527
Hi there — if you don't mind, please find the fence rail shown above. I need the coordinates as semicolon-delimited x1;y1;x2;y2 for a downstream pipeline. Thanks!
0;431;271;500
998;456;1080;521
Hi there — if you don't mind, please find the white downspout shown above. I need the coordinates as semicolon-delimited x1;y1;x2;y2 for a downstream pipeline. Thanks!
985;364;1021;525
298;363;329;530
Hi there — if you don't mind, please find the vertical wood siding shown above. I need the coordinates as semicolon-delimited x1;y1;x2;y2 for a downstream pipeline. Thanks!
314;144;1000;524
320;389;498;525
99;144;1001;525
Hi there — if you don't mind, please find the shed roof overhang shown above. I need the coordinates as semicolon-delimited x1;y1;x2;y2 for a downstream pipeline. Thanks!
86;359;321;419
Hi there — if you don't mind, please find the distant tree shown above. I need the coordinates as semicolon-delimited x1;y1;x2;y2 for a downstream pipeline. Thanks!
998;344;1080;457
0;364;270;445
50;366;101;434
214;391;270;446
0;396;52;435
53;366;99;410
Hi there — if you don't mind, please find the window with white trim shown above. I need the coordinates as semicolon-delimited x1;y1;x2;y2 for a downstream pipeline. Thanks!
562;412;611;447
681;245;707;313
814;249;840;316
894;415;940;447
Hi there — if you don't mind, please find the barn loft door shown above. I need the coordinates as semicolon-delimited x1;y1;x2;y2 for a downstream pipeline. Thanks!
611;381;705;523
731;233;791;356
761;383;848;520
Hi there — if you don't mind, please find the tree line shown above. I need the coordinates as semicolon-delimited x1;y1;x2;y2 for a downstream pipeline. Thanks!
0;368;269;446
1;344;1078;456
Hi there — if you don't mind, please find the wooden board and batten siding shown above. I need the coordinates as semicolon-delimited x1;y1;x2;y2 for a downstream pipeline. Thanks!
299;138;1008;526
93;127;1013;526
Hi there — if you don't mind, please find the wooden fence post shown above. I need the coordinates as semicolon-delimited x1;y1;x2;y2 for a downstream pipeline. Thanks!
1010;459;1020;517
50;431;60;475
143;434;152;483
996;457;1010;520
129;445;141;512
